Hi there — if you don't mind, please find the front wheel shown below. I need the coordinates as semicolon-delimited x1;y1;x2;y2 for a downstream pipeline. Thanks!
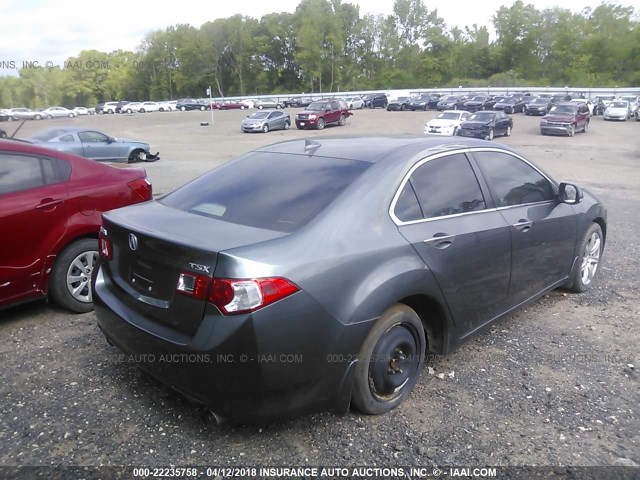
506;125;512;137
283;120;290;130
200;106;205;111
568;125;575;137
316;118;325;130
180;106;186;111
485;129;494;141
257;105;264;109
240;105;245;110
583;121;588;133
49;238;99;313
262;123;270;133
128;149;146;163
565;223;603;293
352;304;425;415
35;114;42;120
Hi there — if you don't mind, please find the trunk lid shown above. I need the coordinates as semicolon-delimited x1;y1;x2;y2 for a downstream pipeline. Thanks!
101;202;287;335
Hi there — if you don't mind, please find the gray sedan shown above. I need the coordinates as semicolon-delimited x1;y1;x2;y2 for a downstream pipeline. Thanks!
27;127;160;163
6;108;49;120
93;137;606;422
241;110;290;133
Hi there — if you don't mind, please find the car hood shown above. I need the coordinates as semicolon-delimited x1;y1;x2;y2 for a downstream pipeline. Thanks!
461;120;493;129
242;118;266;125
426;119;461;128
542;114;575;122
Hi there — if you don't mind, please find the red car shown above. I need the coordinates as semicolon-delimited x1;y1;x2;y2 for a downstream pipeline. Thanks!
0;139;152;312
219;100;248;110
295;98;352;130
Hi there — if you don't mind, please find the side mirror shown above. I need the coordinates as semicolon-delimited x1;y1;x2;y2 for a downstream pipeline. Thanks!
558;182;583;204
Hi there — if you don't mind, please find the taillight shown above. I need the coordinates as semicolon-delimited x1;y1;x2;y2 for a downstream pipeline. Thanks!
209;277;299;315
127;176;152;201
176;272;210;300
99;226;112;259
174;274;299;315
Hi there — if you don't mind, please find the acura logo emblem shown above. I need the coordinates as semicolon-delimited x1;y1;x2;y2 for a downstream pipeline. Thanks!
128;233;138;251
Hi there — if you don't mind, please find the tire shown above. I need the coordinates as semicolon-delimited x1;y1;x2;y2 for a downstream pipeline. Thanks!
106;109;113;114
564;223;603;293
240;105;245;110
128;149;146;163
568;125;575;137
284;120;290;130
582;121;588;133
276;104;282;109
159;108;165;112
316;118;325;130
352;304;425;415
258;105;264;109
485;129;494;141
0;131;6;138
506;125;512;137
69;113;75;117
338;114;346;126
35;114;42;120
262;124;270;133
200;106;205;111
139;108;146;113
126;108;132;114
49;238;99;313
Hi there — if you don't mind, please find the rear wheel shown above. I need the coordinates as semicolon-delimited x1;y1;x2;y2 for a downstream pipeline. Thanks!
240;105;246;110
200;105;205;111
352;304;425;415
316;118;325;130
284;120;290;130
50;238;99;313
180;106;186;111
35;114;42;120
565;224;603;293
69;113;75;117
338;114;346;126
139;108;146;113
258;105;264;109
582;121;588;133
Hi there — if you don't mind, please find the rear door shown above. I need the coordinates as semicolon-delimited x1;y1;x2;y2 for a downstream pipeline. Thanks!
0;153;69;304
327;101;341;123
78;130;122;161
470;149;577;306
395;152;511;335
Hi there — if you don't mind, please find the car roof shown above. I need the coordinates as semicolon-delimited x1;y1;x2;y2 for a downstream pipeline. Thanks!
255;136;496;164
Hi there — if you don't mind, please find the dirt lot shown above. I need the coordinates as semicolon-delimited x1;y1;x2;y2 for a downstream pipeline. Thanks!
0;108;639;473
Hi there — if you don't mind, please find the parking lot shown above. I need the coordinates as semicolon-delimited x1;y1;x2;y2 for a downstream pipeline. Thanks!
1;108;638;469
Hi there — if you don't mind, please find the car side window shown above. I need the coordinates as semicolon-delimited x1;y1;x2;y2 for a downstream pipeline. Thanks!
474;151;555;207
0;154;50;195
403;153;486;220
78;131;108;143
59;134;75;142
394;181;423;222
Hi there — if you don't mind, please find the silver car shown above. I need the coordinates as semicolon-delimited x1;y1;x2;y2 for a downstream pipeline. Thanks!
6;108;49;120
241;110;290;133
43;106;77;118
254;98;283;109
27;127;160;163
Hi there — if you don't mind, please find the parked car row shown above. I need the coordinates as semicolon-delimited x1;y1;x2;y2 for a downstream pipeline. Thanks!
0;106;95;121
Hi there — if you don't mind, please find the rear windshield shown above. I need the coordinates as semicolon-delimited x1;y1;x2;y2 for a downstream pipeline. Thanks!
160;152;371;233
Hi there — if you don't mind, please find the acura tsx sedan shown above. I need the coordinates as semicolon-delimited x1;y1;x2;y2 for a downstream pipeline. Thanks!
93;137;607;422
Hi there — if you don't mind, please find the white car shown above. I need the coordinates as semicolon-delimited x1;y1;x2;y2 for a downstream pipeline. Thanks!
604;100;632;121
345;96;364;109
121;102;142;113
44;106;77;118
424;110;472;136
618;96;639;115
158;100;177;112
73;107;91;116
102;102;119;114
136;101;162;113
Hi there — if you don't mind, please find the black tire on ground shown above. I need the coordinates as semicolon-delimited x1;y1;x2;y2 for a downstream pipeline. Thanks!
180;106;186;111
316;118;325;130
506;125;512;137
139;108;146;113
262;124;269;133
200;106;205;111
486;129;494;141
564;223;603;293
49;238;99;313
583;121;588;133
352;304;426;415
568;125;575;137
338;114;346;126
284;120;290;130
128;149;145;163
35;114;42;120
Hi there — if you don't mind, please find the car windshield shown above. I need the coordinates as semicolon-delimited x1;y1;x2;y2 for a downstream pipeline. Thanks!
501;97;516;102
549;105;577;115
470;96;487;101
436;112;460;120
610;102;628;108
469;112;496;121
531;98;548;104
30;129;72;141
249;112;269;119
306;102;327;111
443;96;457;101
394;97;409;102
160;152;371;233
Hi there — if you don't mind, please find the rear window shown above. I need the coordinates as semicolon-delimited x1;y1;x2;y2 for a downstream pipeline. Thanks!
160;152;371;233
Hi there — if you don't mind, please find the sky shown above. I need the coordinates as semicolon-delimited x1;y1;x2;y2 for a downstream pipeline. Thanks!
0;0;614;76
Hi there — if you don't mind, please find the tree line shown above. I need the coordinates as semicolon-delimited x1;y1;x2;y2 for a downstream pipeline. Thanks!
1;0;638;109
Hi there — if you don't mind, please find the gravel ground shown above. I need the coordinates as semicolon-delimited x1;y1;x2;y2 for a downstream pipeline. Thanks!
0;109;638;476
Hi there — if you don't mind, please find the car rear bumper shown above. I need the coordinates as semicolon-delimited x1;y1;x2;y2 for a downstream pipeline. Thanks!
92;266;367;422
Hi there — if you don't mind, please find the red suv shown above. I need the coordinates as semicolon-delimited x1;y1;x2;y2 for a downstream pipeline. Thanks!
540;102;590;136
295;99;352;130
0;139;152;312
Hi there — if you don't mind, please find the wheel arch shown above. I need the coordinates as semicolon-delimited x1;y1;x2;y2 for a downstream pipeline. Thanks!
399;294;449;355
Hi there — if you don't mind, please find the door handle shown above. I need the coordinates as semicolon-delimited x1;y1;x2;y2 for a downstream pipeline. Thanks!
36;198;63;210
423;234;456;249
512;219;532;232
